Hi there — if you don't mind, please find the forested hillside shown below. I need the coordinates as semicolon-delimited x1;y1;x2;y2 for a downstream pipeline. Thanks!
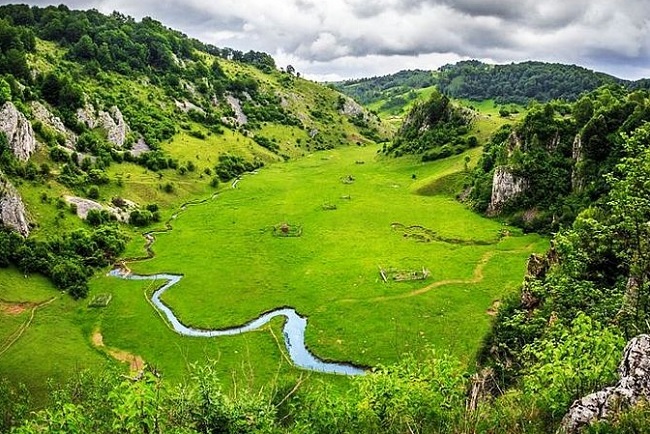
437;60;625;104
468;85;650;231
331;69;436;106
383;88;478;160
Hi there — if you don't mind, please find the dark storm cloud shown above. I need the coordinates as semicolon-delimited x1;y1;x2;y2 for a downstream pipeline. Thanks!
0;0;648;80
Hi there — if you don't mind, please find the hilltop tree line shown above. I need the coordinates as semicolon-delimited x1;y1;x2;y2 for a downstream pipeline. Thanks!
437;60;624;104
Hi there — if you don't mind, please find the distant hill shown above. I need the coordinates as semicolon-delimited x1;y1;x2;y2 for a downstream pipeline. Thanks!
330;69;436;107
437;60;626;104
333;61;640;109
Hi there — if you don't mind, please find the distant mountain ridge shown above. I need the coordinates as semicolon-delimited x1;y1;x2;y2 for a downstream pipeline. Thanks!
333;60;645;106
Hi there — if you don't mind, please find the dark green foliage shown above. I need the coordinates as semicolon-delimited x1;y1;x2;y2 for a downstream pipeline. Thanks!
386;89;473;159
214;154;263;181
0;225;127;298
468;86;650;230
129;208;160;226
438;60;624;104
252;135;279;152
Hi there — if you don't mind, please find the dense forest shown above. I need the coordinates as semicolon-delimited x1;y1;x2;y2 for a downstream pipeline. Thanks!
436;60;624;104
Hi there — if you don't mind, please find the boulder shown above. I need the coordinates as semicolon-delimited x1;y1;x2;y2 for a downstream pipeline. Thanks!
487;166;528;214
0;102;37;161
560;335;650;433
0;176;30;236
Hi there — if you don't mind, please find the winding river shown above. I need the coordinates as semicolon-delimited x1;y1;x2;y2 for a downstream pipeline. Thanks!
108;268;366;375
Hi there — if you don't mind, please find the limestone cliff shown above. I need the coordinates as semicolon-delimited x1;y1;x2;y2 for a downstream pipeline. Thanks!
0;175;30;236
487;166;528;214
0;102;37;161
30;101;77;148
561;335;650;433
77;103;130;147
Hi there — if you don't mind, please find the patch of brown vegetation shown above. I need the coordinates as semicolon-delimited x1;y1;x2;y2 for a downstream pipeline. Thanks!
0;301;35;316
91;329;145;373
487;300;502;316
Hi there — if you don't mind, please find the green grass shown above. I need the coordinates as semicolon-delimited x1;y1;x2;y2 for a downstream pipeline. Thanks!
0;267;110;404
2;143;546;399
89;144;545;386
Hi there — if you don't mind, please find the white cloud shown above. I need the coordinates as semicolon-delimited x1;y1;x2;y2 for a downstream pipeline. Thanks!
2;0;649;79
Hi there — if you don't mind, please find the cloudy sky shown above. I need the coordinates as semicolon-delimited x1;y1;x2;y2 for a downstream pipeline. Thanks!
3;0;650;80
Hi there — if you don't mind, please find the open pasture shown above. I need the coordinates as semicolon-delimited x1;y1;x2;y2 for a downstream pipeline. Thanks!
91;144;545;383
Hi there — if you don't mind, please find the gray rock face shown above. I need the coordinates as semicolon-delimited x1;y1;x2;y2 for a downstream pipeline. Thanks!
175;99;205;115
0;176;30;236
77;104;130;147
572;134;584;191
30;101;77;149
487;166;527;214
0;102;37;161
560;335;650;433
340;97;364;116
225;94;248;126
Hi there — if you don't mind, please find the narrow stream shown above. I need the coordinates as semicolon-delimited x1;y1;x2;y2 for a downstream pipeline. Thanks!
108;269;366;375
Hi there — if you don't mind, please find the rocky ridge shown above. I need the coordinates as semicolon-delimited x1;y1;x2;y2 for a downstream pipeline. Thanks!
561;334;650;433
0;102;37;161
0;174;30;236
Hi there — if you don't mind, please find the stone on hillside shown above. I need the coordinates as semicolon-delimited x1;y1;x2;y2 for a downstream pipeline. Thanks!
77;104;130;147
77;103;97;129
30;101;77;149
225;94;248;126
560;335;650;433
65;196;133;222
340;97;364;116
487;166;528;215
0;102;37;161
174;99;205;115
0;176;30;236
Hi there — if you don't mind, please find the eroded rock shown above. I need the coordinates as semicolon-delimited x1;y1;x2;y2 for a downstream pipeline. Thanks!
30;101;77;149
0;176;30;236
225;94;248;126
0;102;37;161
77;104;130;147
560;335;650;433
487;166;528;215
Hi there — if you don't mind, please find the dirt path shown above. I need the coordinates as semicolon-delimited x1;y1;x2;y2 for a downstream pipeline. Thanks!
0;297;57;358
92;329;145;374
337;251;496;304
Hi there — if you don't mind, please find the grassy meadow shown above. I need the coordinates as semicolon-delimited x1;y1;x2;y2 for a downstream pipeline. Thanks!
1;141;545;399
91;144;545;384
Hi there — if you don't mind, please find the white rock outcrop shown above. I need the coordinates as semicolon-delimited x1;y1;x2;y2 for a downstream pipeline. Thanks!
340;97;364;116
30;101;77;149
64;196;132;222
487;166;528;214
77;104;130;147
225;94;248;126
0;176;30;236
560;335;650;433
0;102;37;161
